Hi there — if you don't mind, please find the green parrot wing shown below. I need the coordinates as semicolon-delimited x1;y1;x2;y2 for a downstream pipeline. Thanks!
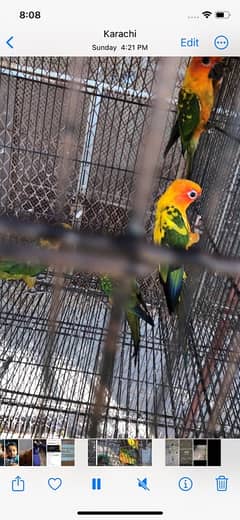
100;274;141;362
126;310;140;364
159;206;189;282
100;276;153;363
157;206;190;313
127;281;154;327
160;206;189;248
0;260;45;276
100;276;141;363
178;88;200;152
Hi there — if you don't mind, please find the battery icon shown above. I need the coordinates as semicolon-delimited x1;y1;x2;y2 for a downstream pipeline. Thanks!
215;11;231;18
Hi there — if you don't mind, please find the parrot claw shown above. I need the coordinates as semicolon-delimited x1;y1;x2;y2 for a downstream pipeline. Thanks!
193;214;204;234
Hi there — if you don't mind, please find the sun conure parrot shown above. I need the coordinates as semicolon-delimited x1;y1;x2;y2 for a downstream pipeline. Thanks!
0;260;45;288
153;179;202;314
100;275;154;365
0;223;72;289
164;57;224;175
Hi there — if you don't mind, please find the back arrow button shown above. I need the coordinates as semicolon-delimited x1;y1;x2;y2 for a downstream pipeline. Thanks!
6;36;14;49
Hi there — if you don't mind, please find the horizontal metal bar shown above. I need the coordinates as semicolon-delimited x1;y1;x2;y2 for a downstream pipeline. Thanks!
0;216;239;277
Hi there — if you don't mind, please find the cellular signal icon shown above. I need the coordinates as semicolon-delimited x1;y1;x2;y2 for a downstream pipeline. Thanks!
202;10;212;18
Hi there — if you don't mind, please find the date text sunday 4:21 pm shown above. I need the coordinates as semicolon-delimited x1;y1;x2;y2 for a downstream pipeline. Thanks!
92;29;138;52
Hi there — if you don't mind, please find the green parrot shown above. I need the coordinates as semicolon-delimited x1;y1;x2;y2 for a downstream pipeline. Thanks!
100;275;154;365
0;260;45;288
0;223;72;289
164;57;224;176
153;179;202;314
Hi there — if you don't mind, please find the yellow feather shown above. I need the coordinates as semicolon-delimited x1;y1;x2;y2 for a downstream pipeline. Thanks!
23;275;36;288
154;180;202;249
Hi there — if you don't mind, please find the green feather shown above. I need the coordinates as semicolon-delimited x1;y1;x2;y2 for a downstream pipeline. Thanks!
0;259;46;288
160;267;184;314
164;88;200;176
159;207;189;314
160;207;189;281
100;275;113;297
100;275;153;364
0;260;45;277
178;89;200;151
126;311;140;363
162;208;189;245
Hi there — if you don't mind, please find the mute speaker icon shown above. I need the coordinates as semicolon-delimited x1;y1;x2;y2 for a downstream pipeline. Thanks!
137;477;150;491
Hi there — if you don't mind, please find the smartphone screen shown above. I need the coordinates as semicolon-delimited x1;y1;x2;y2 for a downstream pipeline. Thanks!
0;1;239;519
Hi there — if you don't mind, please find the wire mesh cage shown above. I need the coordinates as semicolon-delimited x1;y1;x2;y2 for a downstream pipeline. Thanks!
0;56;240;439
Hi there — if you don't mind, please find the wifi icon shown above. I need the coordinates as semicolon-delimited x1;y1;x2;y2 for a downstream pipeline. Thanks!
202;10;212;18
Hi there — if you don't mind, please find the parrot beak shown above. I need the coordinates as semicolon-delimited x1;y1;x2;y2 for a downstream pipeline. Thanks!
208;61;225;81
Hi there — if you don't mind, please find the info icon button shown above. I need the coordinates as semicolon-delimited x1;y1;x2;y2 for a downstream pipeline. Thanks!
178;477;193;492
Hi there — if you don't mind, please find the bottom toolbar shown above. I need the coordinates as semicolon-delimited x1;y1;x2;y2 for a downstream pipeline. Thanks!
1;439;239;520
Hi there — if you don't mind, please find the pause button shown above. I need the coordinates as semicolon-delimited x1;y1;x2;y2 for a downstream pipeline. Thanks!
92;478;101;490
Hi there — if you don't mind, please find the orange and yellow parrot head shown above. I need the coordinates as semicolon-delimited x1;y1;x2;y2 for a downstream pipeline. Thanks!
158;179;202;211
188;57;224;80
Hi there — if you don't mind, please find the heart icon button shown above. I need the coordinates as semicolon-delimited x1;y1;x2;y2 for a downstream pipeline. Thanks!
48;477;62;491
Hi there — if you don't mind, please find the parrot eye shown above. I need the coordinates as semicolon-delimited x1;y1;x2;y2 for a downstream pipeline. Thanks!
188;190;197;199
202;57;210;65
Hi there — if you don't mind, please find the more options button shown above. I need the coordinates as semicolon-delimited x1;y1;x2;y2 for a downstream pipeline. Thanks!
214;35;229;50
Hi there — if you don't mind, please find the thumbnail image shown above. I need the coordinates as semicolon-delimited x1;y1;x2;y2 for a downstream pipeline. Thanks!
0;441;5;466
88;440;97;466
208;439;221;466
19;439;33;466
193;440;207;466
61;439;75;466
179;440;193;466
96;439;152;466
5;440;19;466
165;440;179;466
33;440;47;466
140;442;152;465
165;439;221;467
47;439;61;467
0;56;239;439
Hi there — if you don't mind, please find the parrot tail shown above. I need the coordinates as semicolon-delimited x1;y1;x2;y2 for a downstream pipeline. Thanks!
160;267;184;314
164;118;180;157
186;152;194;178
132;338;140;366
131;305;154;365
185;138;198;178
133;304;154;327
126;312;140;366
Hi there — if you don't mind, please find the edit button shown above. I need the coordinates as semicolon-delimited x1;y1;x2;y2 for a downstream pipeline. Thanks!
181;37;200;47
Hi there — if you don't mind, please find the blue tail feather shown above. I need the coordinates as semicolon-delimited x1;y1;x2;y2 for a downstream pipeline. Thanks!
161;267;184;314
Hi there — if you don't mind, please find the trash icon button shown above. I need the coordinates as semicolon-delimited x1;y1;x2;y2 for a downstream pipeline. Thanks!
216;475;228;491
